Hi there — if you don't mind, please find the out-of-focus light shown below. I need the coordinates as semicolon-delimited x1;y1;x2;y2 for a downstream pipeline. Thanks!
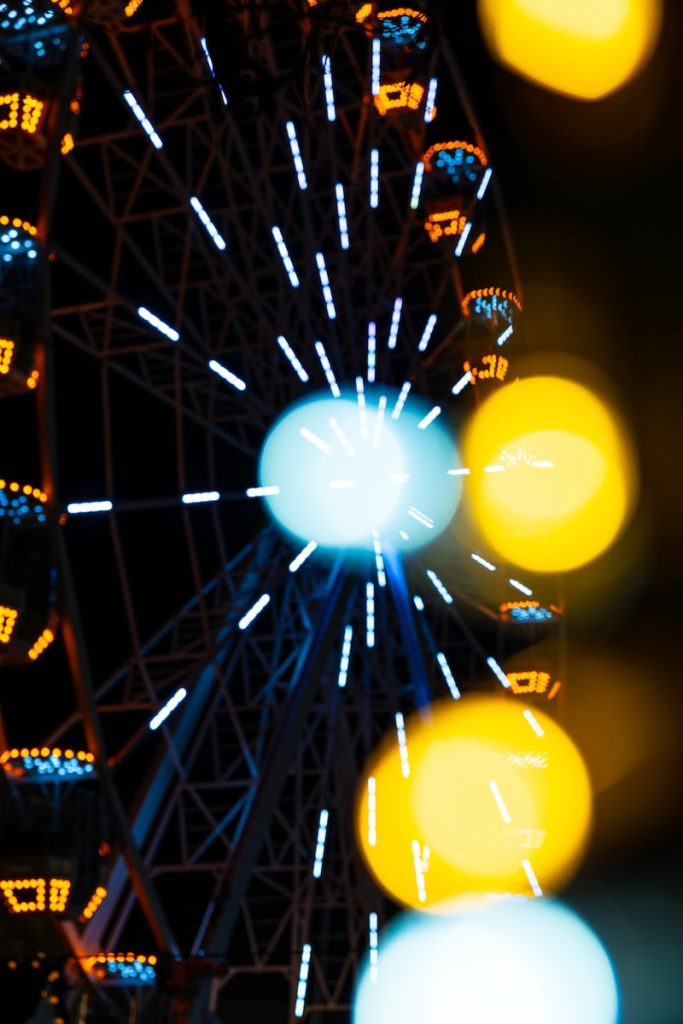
289;539;317;573
314;341;341;398
181;491;219;505
238;593;271;630
337;623;353;687
353;899;620;1024
137;306;178;342
67;500;112;514
477;166;493;199
149;687;187;730
366;582;375;648
409;161;425;209
477;0;662;100
208;358;246;391
370;147;380;208
374;81;424;115
86;953;157;986
247;485;281;498
371;37;381;95
367;321;376;382
277;335;309;382
417;313;437;353
454;221;472;257
417;406;440;430
426;569;453;604
387;297;402;349
436;652;460;700
423;76;437;121
463;376;638;572
335;182;350;250
321;54;336;120
123;90;163;149
394;712;410;778
312;808;329;878
315;252;337;319
368;912;379;982
391;381;411;420
355;695;592;909
486;655;511;689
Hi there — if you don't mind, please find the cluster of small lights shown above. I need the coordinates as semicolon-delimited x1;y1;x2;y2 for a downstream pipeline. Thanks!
124;0;144;16
426;569;453;605
28;626;55;660
294;944;312;1018
424;208;467;244
26;368;39;389
374;81;424;116
315;252;337;319
321;54;336;121
0;605;18;644
366;582;375;648
1;746;95;779
335;182;350;250
436;651;460;700
369;147;380;208
386;296;402;348
0;877;70;914
499;601;557;624
314;340;341;397
376;8;428;49
60;131;74;154
285;120;308;190
367;321;377;382
505;670;557;697
0;215;38;266
0;337;15;374
0;480;47;524
86;953;157;985
464;353;509;385
471;230;486;254
423;140;488;184
0;92;45;135
271;225;300;288
337;624;353;688
0;2;71;61
67;499;112;514
81;886;107;921
461;287;522;323
312;808;329;878
190;196;226;251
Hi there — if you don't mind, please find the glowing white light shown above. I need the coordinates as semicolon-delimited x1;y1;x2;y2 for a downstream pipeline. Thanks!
471;552;497;572
436;652;460;700
208;358;246;391
137;306;179;342
371;37;381;95
294;944;312;1018
366;582;375;648
321;54;336;121
272;226;300;287
399;530;410;541
247;485;280;498
67;500;112;514
369;912;379;983
149;687;187;731
367;321;377;382
454;221;472;257
335;182;350;250
315;340;341;397
417;313;437;353
423;77;437;122
329;418;356;459
411;839;428;903
190;195;226;251
373;530;387;587
417;405;441;430
410;161;425;209
451;371;472;395
277;335;309;383
367;776;377;846
238;593;271;631
372;395;387;448
391;381;411;421
477;166;493;200
289;540;318;573
395;712;410;778
286;119;308;190
497;324;513;346
489;778;512;824
523;709;545;738
448;467;471;476
531;459;554;469
387;297;403;349
338;624;353;688
356;376;369;439
200;37;228;104
370;148;380;208
521;858;543;898
509;578;533;596
487;656;510;689
408;507;433;529
426;569;452;604
123;89;163;149
181;491;220;504
312;808;330;878
413;595;424;611
300;427;332;454
315;252;337;320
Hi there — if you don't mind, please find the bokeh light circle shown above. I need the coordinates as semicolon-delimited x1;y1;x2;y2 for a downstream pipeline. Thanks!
259;389;461;551
478;0;662;100
462;376;637;572
353;898;620;1024
356;696;592;909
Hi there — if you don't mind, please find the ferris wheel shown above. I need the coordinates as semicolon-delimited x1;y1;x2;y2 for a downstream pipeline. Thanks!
0;2;564;1021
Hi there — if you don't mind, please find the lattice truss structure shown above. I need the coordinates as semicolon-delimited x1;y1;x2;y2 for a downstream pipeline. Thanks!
0;1;564;1020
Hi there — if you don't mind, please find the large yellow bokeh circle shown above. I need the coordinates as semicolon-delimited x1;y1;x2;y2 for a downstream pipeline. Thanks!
478;0;662;100
462;376;636;573
356;696;592;910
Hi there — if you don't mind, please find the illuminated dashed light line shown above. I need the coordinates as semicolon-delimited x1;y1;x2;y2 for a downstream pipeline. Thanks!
369;913;379;983
372;395;387;448
321;54;336;121
371;37;381;95
387;297;402;349
208;358;246;391
489;778;512;824
521;858;543;898
408;507;433;529
471;552;496;572
271;226;300;287
137;306;179;342
315;252;337;319
410;161;425;209
276;335;309;382
200;37;227;104
335;183;350;250
238;593;271;631
523;709;545;738
366;582;375;648
413;595;425;611
367;320;377;382
190;195;226;251
423;76;437;122
476;166;493;200
487;656;511;689
395;712;410;778
391;381;411;420
448;467;471;476
338;624;353;688
300;427;332;454
294;944;312;1018
426;569;453;604
149;687;187;731
289;540;318;574
314;340;341;397
247;485;280;498
285;120;308;190
417;405;441;430
122;89;163;149
497;324;513;346
372;530;386;587
181;491;219;505
484;464;505;473
451;370;472;395
436;652;460;699
67;500;112;514
356;376;369;438
454;221;472;257
411;839;428;903
329;418;356;459
367;776;377;846
370;147;380;208
509;578;533;596
417;313;437;352
312;809;329;878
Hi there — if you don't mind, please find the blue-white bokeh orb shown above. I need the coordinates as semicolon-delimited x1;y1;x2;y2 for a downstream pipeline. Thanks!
353;899;619;1024
259;389;461;550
